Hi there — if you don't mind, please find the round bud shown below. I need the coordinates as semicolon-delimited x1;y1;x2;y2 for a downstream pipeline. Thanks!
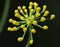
25;15;28;18
30;9;34;13
13;27;18;31
20;9;23;13
50;14;55;20
43;11;49;16
29;40;33;44
24;9;27;14
14;13;20;18
28;6;32;9
37;7;41;11
31;15;35;19
7;27;11;31
36;7;41;13
17;37;23;42
43;5;47;11
20;25;25;28
34;2;38;7
17;6;21;10
43;25;48;30
31;29;36;33
23;27;27;32
14;10;19;13
29;2;33;6
9;19;13;23
36;13;40;17
22;6;26;10
33;20;38;25
20;16;25;20
13;21;17;25
40;17;46;22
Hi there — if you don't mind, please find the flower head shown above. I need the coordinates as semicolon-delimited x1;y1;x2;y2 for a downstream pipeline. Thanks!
7;2;55;47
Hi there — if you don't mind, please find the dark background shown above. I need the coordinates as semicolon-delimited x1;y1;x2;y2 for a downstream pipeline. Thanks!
0;0;60;47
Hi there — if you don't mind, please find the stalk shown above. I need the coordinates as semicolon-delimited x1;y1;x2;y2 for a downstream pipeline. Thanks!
0;0;10;33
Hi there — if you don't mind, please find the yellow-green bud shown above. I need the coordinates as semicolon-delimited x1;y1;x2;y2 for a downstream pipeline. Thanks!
24;9;27;14
7;27;12;31
13;21;17;25
14;10;19;13
28;6;32;9
30;9;34;13
36;13;40;17
14;13;20;18
29;2;33;6
20;9;23;13
22;6;26;10
17;37;23;42
43;11;49;16
40;17;46;22
43;25;48;30
43;5;47;11
31;29;36;33
25;15;28;18
33;20;38;25
13;27;18;31
31;15;35;19
23;27;27;32
20;16;25;20
36;7;41;12
20;25;25;28
9;19;13;23
34;2;38;7
29;40;33;44
17;6;21;10
50;14;55;20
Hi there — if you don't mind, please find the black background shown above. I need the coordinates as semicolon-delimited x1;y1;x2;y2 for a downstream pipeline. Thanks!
0;0;60;47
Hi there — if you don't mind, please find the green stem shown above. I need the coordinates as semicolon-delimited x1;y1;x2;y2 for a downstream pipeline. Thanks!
25;34;30;47
37;25;43;29
25;27;31;47
22;32;26;38
0;0;10;33
25;25;33;47
30;26;33;40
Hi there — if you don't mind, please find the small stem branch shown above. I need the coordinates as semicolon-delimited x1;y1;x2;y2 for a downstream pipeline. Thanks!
25;30;31;47
37;25;43;29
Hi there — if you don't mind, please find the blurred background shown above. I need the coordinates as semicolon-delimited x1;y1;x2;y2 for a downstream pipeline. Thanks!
0;0;60;47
